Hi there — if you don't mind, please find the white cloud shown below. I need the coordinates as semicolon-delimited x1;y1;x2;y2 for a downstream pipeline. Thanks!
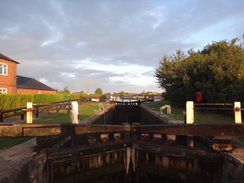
0;0;243;93
110;75;156;86
61;72;76;78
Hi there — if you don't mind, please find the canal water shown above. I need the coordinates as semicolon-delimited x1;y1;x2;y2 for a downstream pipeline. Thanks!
52;147;218;183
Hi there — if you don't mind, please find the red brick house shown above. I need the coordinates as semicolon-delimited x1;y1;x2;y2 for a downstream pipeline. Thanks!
0;53;56;94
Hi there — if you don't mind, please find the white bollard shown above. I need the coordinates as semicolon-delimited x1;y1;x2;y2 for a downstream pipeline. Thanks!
70;101;79;124
234;102;242;124
26;102;33;124
186;101;194;124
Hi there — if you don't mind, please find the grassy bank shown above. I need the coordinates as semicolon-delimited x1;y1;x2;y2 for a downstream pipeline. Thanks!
33;102;107;123
145;101;243;142
0;137;31;150
0;102;107;149
145;100;234;123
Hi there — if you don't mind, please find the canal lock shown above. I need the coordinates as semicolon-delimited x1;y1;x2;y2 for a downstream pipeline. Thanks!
33;101;243;183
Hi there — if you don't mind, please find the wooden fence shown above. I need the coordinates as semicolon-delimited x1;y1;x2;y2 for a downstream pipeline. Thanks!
0;98;90;123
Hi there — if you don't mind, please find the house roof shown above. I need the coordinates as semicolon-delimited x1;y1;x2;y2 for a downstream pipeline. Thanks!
0;53;20;64
17;75;56;91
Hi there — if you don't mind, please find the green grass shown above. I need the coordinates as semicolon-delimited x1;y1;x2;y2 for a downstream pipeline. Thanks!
79;103;105;120
194;110;233;123
236;137;244;142
33;102;108;123
0;137;31;150
145;101;243;142
33;110;70;124
0;102;108;149
145;100;234;123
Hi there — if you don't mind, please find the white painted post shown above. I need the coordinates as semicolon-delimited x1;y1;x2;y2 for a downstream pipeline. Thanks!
70;101;79;124
26;102;33;124
186;101;194;124
234;102;242;124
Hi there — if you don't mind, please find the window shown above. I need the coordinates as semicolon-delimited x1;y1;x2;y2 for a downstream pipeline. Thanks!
0;88;7;94
0;63;8;75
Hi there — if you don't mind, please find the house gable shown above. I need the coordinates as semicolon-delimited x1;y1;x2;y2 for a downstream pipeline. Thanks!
0;53;19;64
0;53;19;94
0;53;56;94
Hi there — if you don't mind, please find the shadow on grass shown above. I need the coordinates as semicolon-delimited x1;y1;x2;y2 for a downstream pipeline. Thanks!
0;137;31;150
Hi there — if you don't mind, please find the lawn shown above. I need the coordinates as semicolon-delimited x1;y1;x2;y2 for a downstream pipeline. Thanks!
0;137;31;150
145;100;234;123
33;102;107;123
0;102;107;149
145;101;243;143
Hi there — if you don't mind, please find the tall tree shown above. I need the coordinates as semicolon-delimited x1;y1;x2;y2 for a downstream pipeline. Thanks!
57;87;70;95
94;88;103;95
120;91;125;97
155;50;187;105
155;39;244;106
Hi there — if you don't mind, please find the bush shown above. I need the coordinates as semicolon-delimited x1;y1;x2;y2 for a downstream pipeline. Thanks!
155;39;244;106
0;94;63;111
33;94;63;104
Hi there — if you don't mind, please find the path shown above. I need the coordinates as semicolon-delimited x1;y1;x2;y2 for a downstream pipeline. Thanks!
2;111;48;124
0;138;37;182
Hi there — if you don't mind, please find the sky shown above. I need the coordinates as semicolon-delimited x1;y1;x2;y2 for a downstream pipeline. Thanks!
0;0;244;94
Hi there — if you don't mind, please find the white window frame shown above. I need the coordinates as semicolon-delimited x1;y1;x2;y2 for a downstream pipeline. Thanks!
0;63;8;75
0;88;7;94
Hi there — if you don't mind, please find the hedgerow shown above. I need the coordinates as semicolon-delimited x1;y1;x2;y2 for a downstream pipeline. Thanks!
0;94;63;111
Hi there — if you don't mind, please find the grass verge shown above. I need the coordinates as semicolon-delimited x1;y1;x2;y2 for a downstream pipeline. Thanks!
33;102;107;123
145;100;243;142
0;102;107;149
0;137;31;150
145;100;234;123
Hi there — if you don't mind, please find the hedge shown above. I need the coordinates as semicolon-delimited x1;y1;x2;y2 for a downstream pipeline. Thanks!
0;94;64;111
0;93;101;116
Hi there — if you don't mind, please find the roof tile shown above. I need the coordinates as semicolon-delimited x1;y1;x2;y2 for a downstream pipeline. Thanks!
17;75;55;91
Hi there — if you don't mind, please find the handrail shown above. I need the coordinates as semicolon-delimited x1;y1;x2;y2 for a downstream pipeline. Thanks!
160;105;171;114
98;103;105;110
0;107;26;113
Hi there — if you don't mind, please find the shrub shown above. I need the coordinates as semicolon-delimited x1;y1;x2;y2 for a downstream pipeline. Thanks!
0;94;63;111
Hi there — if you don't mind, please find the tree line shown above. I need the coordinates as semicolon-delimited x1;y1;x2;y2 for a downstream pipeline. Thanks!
155;39;244;106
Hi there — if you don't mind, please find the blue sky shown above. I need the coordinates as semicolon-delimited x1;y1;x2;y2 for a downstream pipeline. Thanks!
0;0;243;93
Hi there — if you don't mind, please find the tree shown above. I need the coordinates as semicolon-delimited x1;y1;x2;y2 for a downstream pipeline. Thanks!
155;39;244;106
155;50;188;105
94;88;103;95
57;87;70;95
120;91;125;97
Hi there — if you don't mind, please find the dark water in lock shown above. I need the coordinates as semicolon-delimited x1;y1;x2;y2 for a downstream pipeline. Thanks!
53;148;216;183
